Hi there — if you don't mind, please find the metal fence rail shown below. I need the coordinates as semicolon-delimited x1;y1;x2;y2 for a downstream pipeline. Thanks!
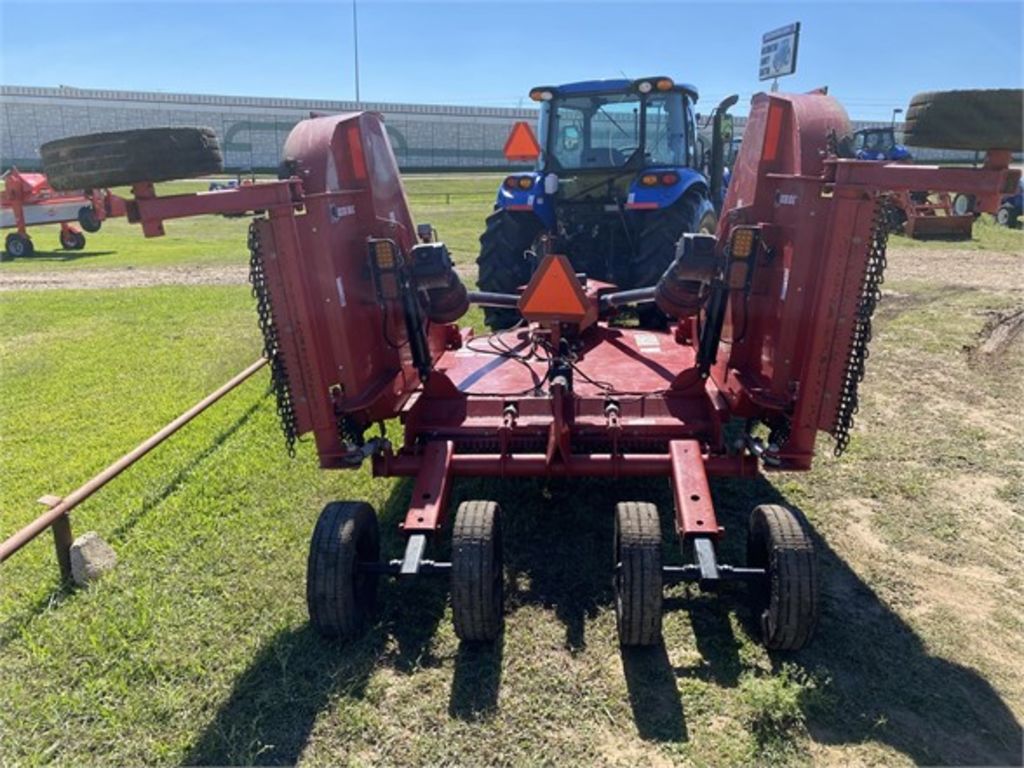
0;357;268;580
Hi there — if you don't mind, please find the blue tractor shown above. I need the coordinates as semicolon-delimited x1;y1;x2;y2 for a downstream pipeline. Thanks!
477;77;736;327
852;126;912;162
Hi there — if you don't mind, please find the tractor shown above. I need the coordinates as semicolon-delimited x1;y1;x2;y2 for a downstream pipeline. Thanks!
852;125;912;162
478;77;735;328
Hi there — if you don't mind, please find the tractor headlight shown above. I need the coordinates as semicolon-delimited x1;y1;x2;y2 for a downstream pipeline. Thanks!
517;176;533;190
637;81;654;94
530;89;554;102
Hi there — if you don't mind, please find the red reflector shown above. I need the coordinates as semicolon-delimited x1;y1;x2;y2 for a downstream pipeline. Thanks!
762;101;785;164
518;253;590;323
347;124;368;181
504;121;542;162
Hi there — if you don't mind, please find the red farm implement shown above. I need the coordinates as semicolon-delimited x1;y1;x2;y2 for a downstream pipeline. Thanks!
0;168;125;258
34;89;1020;652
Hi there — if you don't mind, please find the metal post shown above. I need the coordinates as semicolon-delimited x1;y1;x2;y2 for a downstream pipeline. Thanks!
353;0;361;104
51;513;73;582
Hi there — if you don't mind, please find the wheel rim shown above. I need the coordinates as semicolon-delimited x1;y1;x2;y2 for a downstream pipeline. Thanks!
997;208;1010;226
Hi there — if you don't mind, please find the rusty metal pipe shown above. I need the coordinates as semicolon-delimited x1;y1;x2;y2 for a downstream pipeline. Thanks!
0;357;268;565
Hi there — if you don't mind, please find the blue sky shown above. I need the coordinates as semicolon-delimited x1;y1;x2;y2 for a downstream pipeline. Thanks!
1;1;1020;119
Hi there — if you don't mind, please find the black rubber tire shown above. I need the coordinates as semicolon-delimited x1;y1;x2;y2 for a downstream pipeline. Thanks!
746;504;818;651
476;209;543;329
996;204;1020;229
904;89;1023;151
632;193;717;291
59;228;85;250
77;206;102;233
40;127;223;190
614;501;663;646
4;233;33;259
451;500;504;642
951;193;976;217
306;501;380;639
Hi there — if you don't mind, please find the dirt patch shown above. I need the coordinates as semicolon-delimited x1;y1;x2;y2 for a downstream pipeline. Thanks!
964;306;1024;365
0;265;249;291
886;245;1023;292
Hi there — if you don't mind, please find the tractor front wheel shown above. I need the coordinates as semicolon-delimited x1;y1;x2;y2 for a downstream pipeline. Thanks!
451;500;504;642
746;504;818;651
306;501;380;639
614;501;663;646
4;233;33;259
476;209;542;329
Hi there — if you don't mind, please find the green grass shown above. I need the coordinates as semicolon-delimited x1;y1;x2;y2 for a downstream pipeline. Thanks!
1;174;1022;765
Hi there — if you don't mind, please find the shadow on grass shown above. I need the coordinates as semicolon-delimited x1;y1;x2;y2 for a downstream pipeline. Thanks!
183;478;449;766
622;643;688;742
4;250;115;263
448;636;503;720
183;473;1021;764
725;476;1023;766
111;396;266;542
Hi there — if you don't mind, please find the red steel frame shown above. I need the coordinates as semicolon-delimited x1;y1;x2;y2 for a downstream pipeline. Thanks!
1;168;126;241
91;97;1018;567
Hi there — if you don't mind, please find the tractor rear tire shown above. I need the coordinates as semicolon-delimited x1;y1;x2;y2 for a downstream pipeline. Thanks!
4;233;33;259
614;501;663;646
77;206;102;233
307;501;380;639
746;504;818;651
633;194;716;327
41;127;223;191
476;209;542;329
451;500;504;643
904;89;1023;151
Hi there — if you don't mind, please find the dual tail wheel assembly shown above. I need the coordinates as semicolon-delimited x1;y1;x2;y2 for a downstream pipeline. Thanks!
306;497;817;651
306;499;505;642
612;501;818;650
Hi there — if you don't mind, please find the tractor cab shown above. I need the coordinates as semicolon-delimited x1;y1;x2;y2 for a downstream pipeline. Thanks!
532;78;698;173
852;126;912;162
481;77;731;328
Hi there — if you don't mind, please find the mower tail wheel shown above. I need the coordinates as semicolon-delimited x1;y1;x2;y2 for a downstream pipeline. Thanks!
614;501;663;646
451;500;504;642
60;228;86;251
4;232;33;259
904;89;1023;151
306;501;380;639
40;127;223;190
746;504;818;651
77;206;102;233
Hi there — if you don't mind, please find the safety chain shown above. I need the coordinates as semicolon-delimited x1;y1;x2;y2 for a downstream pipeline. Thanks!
832;195;890;455
248;220;299;456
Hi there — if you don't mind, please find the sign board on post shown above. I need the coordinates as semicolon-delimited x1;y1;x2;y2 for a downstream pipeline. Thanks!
759;22;801;82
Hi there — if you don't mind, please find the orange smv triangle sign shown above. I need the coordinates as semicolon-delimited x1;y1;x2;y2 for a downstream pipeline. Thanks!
518;253;591;324
503;121;541;162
